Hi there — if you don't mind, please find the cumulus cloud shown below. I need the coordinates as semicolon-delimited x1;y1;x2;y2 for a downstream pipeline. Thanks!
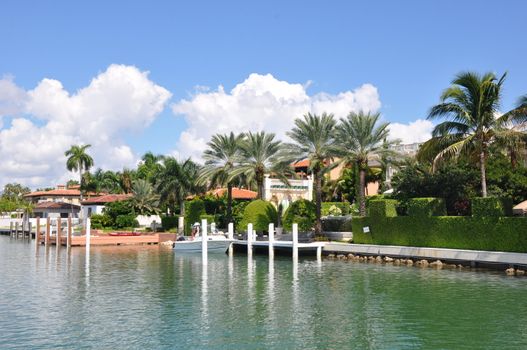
0;64;171;188
172;73;381;160
388;119;434;144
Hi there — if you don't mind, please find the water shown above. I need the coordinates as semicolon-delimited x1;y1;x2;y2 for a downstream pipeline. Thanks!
0;236;526;349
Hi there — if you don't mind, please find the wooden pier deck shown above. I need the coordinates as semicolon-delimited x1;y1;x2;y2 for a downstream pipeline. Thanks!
232;240;325;256
38;233;176;246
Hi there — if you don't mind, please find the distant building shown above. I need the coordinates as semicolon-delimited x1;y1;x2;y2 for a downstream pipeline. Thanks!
80;194;133;218
208;187;258;200
263;175;313;210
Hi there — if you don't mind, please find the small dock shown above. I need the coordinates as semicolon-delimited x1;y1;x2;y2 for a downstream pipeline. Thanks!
232;240;325;256
37;233;176;247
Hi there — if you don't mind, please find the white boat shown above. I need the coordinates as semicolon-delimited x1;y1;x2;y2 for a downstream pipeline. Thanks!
173;235;232;253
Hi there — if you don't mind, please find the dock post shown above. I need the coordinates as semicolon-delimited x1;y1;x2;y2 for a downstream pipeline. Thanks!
201;219;208;262
228;222;234;256
178;216;184;235
35;218;41;247
292;223;298;260
67;216;72;248
10;222;13;237
247;223;253;257
56;218;61;246
45;218;50;246
85;217;91;251
15;222;19;238
28;222;32;239
316;245;322;261
268;223;274;258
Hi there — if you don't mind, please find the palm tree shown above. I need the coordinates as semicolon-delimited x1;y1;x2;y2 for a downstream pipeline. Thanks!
198;132;245;224
65;144;94;200
156;157;203;215
419;72;527;197
335;111;394;216
236;131;293;199
287;113;338;235
130;179;161;215
118;169;136;194
137;152;165;183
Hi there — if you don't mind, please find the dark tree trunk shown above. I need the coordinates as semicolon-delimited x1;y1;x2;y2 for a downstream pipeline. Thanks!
314;169;322;236
480;151;487;198
227;182;233;224
180;199;186;216
510;148;517;169
359;165;366;216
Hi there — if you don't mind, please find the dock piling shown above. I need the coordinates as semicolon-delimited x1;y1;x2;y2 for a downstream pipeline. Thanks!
45;218;50;246
292;223;299;260
201;219;208;262
268;223;274;258
35;218;41;247
85;217;91;250
178;216;184;235
228;223;234;256
67;216;72;248
56;218;61;246
247;223;253;257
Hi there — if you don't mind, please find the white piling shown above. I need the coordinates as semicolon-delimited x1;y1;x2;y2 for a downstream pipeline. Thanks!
247;223;253;257
201;219;208;262
85;217;91;251
268;223;274;258
211;222;216;234
317;245;322;261
228;222;234;256
292;223;298;260
178;216;184;235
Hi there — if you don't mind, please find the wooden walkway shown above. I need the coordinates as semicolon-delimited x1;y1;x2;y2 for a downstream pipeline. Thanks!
38;233;176;246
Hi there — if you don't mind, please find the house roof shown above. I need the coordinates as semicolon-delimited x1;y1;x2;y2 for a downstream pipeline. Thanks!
34;202;80;210
81;194;132;205
293;159;310;168
210;187;257;200
25;188;102;198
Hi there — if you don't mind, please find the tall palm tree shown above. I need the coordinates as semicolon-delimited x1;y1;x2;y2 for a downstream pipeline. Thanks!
198;132;245;224
419;72;527;197
335;111;394;216
65;144;94;200
236;131;293;199
287;113;338;235
156;157;203;215
137;152;165;183
118;169;136;194
131;179;161;215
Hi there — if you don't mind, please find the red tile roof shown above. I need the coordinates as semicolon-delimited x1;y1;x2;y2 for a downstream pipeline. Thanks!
25;189;102;197
81;194;132;205
293;159;310;168
34;202;80;210
210;187;257;200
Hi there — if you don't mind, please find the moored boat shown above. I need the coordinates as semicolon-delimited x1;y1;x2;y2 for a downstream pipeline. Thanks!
173;235;232;253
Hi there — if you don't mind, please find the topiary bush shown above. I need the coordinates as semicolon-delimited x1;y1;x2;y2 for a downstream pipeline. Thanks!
322;202;351;216
161;216;179;231
407;198;447;217
282;199;316;232
237;200;278;233
115;215;139;229
185;199;206;233
90;213;113;229
368;199;398;218
472;197;513;217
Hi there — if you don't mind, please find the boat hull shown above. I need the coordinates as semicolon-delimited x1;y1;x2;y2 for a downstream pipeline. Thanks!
173;238;232;253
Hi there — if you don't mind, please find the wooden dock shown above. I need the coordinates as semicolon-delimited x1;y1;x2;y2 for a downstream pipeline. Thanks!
232;240;325;256
37;233;176;246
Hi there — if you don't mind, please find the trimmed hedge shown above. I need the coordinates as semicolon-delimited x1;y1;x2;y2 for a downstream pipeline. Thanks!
322;202;351;216
185;199;206;234
407;198;447;217
321;215;352;232
369;199;398;218
199;214;216;225
283;199;316;232
472;197;513;217
238;200;277;233
161;216;179;231
352;216;527;253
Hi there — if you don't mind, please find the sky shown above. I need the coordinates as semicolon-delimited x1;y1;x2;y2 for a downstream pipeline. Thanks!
0;0;526;189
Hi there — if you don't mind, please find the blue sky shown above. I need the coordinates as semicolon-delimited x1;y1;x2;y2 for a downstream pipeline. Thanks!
0;0;526;187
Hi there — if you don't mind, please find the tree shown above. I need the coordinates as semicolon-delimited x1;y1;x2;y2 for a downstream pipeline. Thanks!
137;152;164;183
236;131;293;199
335;111;394;216
118;168;136;194
198;132;245;224
156;157;203;215
419;72;527;197
1;183;30;202
130;179;161;215
287;112;338;235
65;144;94;200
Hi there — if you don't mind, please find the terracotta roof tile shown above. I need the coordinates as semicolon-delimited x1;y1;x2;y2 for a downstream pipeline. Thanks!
34;202;80;210
210;187;257;199
81;194;132;205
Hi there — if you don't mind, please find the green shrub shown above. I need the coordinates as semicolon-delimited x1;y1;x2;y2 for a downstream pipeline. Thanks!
322;202;351;216
185;199;206;233
199;214;216;225
369;199;398;218
321;216;352;232
238;200;277;233
283;199;316;232
407;198;447;216
161;216;179;231
232;200;249;227
472;197;513;217
90;214;113;229
351;215;527;253
115;215;139;229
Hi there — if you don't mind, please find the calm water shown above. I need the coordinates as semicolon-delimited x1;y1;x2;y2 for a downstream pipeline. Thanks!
0;236;526;349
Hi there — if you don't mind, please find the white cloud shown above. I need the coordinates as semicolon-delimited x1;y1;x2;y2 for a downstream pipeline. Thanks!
0;64;171;189
388;119;434;144
172;73;381;160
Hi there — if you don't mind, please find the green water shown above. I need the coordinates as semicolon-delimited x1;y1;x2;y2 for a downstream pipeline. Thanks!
0;236;526;349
